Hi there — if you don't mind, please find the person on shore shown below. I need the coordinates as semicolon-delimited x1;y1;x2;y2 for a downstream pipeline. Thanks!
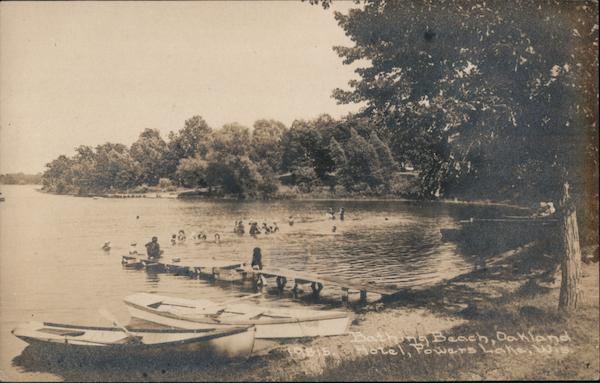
535;201;556;217
339;207;345;221
177;230;186;241
145;237;161;259
332;225;337;233
214;233;221;244
102;241;111;251
171;234;177;246
251;247;263;270
273;222;279;232
288;216;294;226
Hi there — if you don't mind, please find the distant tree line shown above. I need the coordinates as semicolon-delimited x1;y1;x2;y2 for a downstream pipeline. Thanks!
42;115;415;198
0;173;42;185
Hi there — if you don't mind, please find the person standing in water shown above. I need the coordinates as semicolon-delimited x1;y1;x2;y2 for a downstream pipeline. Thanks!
145;236;161;259
339;207;345;221
251;247;263;270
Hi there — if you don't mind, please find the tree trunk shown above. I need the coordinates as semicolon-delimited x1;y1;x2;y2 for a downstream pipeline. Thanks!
558;181;582;313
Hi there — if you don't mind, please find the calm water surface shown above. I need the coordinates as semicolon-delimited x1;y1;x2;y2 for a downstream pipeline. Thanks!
0;185;511;381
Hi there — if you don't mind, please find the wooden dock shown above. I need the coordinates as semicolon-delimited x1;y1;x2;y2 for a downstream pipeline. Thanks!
236;266;399;302
121;255;400;303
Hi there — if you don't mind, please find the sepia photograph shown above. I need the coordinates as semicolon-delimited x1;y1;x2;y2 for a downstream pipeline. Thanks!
0;0;598;381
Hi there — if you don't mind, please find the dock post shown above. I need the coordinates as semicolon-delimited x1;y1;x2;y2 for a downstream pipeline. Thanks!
311;282;323;298
292;281;299;298
276;276;287;290
359;289;367;303
341;287;349;303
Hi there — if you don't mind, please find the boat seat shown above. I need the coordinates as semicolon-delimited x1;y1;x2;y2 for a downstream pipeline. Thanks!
39;328;85;337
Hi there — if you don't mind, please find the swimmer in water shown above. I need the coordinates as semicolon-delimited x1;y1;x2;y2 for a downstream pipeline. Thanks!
332;225;337;233
128;242;138;255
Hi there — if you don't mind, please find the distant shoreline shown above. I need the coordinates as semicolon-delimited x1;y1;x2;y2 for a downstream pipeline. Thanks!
27;185;531;211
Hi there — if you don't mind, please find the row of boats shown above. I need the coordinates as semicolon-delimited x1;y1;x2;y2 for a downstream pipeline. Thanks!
12;292;351;362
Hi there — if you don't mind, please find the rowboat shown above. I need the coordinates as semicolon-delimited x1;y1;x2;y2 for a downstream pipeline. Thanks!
12;321;255;361
124;293;351;339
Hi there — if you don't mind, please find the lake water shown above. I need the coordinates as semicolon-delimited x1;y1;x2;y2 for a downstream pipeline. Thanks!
0;185;515;381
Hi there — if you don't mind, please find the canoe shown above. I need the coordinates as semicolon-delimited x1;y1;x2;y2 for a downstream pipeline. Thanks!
12;321;255;361
124;293;351;339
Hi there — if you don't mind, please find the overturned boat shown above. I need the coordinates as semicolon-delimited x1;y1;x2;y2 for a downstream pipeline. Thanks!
12;320;255;361
124;293;351;339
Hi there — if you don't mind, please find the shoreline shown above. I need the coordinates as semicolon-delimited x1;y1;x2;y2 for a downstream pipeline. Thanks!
31;186;533;212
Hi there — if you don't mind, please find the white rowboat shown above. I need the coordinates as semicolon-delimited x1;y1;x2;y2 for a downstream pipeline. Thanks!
12;321;255;361
124;293;351;339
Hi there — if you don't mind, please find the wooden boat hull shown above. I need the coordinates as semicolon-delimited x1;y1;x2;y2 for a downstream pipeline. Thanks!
12;321;255;361
124;293;351;339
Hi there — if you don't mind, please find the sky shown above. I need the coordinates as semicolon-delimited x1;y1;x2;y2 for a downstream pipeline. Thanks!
0;1;362;174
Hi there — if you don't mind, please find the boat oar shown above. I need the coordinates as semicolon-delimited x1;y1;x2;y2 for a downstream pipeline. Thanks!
197;293;263;316
98;308;142;344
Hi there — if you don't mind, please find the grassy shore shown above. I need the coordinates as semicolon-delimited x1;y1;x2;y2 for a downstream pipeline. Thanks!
303;248;599;381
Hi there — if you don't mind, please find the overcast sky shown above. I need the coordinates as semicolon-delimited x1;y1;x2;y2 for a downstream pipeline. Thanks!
0;1;361;174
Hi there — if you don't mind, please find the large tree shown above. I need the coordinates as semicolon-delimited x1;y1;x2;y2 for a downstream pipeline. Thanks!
250;119;287;172
130;129;168;185
164;115;213;176
314;0;598;312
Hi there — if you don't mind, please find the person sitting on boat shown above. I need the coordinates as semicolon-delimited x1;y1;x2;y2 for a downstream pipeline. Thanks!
171;234;177;245
145;237;161;259
251;247;263;270
102;241;111;251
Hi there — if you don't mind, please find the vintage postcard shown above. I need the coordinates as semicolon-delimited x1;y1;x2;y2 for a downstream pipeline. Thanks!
0;1;598;381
